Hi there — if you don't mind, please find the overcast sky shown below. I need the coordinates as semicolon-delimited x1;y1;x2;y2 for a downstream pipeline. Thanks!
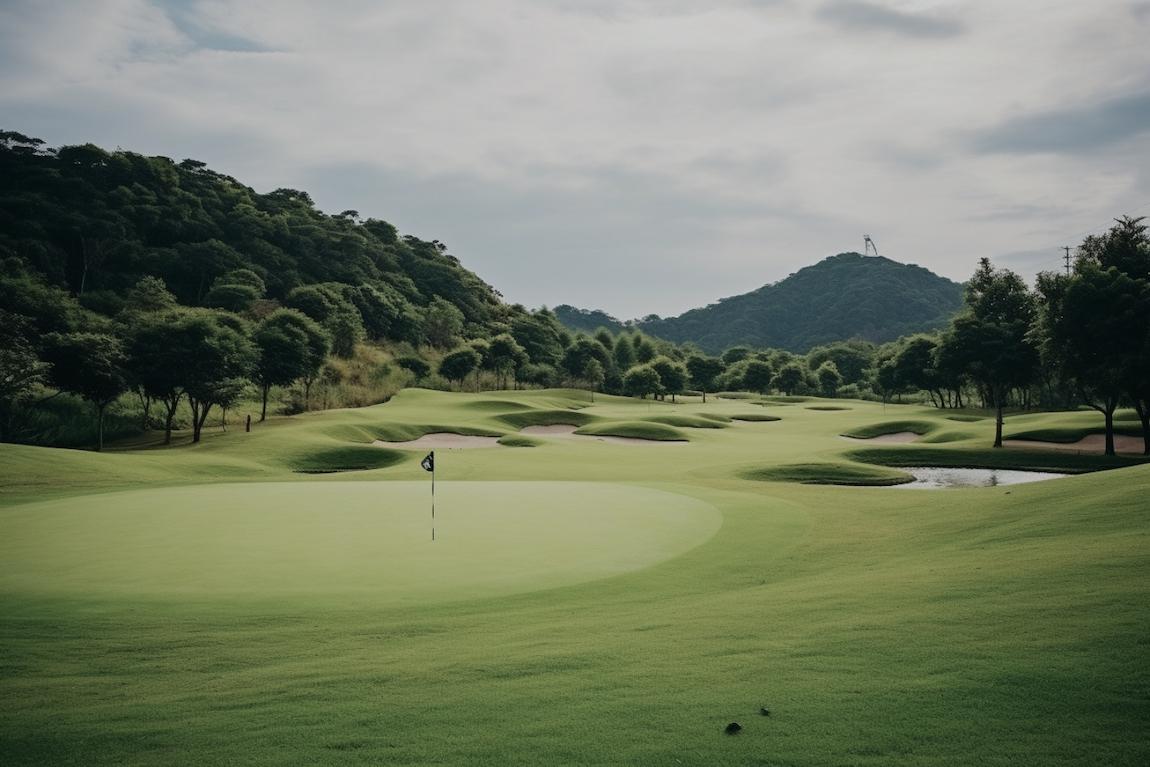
3;1;1149;319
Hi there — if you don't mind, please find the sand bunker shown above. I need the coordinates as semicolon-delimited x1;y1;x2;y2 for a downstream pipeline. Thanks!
1003;433;1143;455
519;424;687;445
374;433;501;449
840;431;921;444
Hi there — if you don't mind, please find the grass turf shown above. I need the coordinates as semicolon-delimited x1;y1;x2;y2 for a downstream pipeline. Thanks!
1;389;1149;766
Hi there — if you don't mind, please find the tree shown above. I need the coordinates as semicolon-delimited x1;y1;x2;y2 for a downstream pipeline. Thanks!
424;297;465;349
612;333;636;370
650;356;687;402
561;336;612;384
396;355;431;381
773;363;805;396
954;259;1038;448
1036;264;1143;455
685;355;725;403
123;276;177;313
252;309;329;421
0;311;47;442
181;313;258;443
439;347;481;388
43;332;129;451
742;360;773;394
623;364;662;399
815;361;843;397
327;304;364;358
488;333;527;390
806;341;875;386
203;282;259;313
721;346;751;364
583;358;605;401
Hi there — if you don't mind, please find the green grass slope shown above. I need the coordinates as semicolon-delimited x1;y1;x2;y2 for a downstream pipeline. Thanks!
1;392;1148;766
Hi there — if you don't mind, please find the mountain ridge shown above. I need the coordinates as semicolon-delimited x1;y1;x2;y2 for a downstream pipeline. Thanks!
555;253;965;353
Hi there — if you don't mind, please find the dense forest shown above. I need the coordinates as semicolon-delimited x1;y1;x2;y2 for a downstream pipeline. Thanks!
1;132;1147;456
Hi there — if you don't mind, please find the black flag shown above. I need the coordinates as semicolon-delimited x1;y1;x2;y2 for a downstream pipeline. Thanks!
421;451;434;472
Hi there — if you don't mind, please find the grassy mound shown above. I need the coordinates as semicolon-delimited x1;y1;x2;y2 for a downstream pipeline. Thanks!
460;399;535;412
806;405;852;411
371;424;504;442
643;415;728;429
696;413;733;423
1006;426;1142;442
846;446;1150;474
575;421;689;441
730;413;782;422
492;409;596;430
919;430;978;444
287;445;408;473
739;461;912;486
842;420;937;439
715;391;756;399
762;395;811;403
496;435;542;447
945;414;986;422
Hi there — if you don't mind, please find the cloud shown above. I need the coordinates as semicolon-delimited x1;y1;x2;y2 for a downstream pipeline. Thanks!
974;91;1150;154
815;0;965;38
0;0;1147;318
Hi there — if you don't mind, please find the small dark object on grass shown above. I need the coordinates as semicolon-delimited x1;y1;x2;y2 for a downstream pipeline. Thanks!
724;722;742;735
760;707;771;717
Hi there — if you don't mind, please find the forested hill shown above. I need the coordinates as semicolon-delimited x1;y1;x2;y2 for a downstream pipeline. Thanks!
0;131;505;338
636;253;964;353
552;305;628;335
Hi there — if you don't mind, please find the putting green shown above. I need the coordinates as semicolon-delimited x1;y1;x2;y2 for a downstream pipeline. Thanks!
0;481;720;605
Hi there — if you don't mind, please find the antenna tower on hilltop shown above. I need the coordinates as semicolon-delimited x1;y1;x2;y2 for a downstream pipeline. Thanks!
863;234;880;257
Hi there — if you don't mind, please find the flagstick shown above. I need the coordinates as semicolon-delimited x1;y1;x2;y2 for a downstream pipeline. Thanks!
431;453;436;542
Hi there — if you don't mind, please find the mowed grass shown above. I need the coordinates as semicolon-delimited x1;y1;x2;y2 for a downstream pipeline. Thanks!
1;389;1149;766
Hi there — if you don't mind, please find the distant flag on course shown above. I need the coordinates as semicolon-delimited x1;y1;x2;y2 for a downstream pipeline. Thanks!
421;451;434;472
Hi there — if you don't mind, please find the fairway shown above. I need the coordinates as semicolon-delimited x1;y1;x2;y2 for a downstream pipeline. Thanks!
0;481;720;604
2;389;1148;766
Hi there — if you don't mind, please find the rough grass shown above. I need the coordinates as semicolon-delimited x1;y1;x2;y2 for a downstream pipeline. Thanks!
287;445;409;473
841;419;937;439
574;421;689;441
739;461;913;486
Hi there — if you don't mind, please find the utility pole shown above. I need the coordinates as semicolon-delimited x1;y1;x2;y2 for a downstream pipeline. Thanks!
1062;246;1071;276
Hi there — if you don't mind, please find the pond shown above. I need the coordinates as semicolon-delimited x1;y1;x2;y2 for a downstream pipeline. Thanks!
892;467;1069;489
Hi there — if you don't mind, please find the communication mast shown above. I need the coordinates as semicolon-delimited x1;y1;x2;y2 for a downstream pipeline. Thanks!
863;234;880;257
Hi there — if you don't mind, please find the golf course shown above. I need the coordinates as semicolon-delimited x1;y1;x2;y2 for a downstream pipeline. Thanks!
2;389;1148;765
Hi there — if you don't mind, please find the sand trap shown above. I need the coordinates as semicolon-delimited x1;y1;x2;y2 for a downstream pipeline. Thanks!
374;433;501;449
840;431;921;444
521;425;581;436
1003;433;1144;455
519;424;687;445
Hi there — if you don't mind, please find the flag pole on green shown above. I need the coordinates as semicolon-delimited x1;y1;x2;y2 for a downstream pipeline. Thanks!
421;450;435;541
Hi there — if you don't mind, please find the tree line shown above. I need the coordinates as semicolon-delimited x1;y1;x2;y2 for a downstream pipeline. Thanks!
1;131;1146;455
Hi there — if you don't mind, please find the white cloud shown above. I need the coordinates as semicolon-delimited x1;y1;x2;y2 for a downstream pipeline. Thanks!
2;0;1148;318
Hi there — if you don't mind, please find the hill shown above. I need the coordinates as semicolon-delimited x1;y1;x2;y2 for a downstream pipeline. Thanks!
636;253;965;352
0;130;505;338
551;304;628;335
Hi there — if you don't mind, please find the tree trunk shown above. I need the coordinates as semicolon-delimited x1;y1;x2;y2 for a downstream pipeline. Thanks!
261;383;270;422
1103;406;1115;456
993;386;1004;448
95;402;106;452
702;390;707;404
1135;400;1150;455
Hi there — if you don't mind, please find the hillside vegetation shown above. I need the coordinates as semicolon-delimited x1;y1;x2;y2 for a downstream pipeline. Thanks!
634;253;963;352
